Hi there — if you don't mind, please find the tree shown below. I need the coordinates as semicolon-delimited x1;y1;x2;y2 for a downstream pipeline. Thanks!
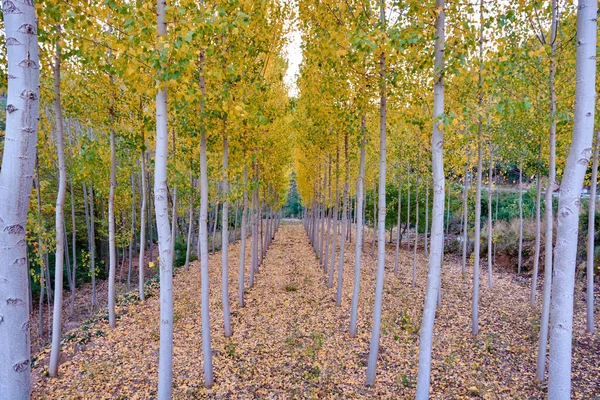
416;0;445;396
0;0;40;396
548;1;597;396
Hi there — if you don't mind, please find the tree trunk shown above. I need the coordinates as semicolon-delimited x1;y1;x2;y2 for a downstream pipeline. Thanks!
548;2;597;396
138;156;147;300
328;152;340;289
517;159;523;274
250;168;258;287
586;130;599;333
350;116;367;338
536;0;558;381
336;134;349;306
366;11;387;384
49;34;67;378
487;142;493;289
425;179;429;258
461;166;469;275
471;0;484;336
416;1;445;395
407;171;411;252
221;129;232;337
412;179;420;287
185;192;194;270
394;173;402;274
530;169;542;306
239;167;248;307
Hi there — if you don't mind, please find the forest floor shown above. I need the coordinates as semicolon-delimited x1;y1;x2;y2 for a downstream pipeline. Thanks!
31;222;599;399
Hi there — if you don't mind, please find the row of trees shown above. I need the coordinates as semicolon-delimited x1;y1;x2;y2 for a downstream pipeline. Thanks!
294;0;597;398
0;0;293;398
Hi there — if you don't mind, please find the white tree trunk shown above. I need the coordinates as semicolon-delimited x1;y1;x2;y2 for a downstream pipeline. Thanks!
49;35;66;378
328;159;340;289
537;0;558;380
517;160;523;274
197;41;213;387
487;143;493;289
239;167;248;307
586;131;599;333
461;166;469;275
156;0;174;396
530;171;542;306
350;115;367;338
138;155;147;300
0;1;40;395
184;186;194;270
394;173;402;274
471;0;484;336
221;131;232;337
548;2;597;396
69;180;76;317
425;179;429;258
336;135;349;306
412;179;420;287
415;1;445;396
366;12;387;383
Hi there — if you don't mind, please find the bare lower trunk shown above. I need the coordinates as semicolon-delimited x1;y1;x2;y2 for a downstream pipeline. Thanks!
548;2;597;396
530;171;542;306
586;131;599;333
412;179;419;287
239;168;248;307
416;1;445;395
221;131;232;337
350;115;367;338
336;135;349;306
487;143;493;289
394;174;402;274
461;166;468;275
49;36;66;377
366;21;387;384
517;160;523;274
138;155;147;300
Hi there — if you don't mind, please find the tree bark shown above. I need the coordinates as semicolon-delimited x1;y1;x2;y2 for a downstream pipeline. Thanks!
239;167;248;307
537;0;558;380
221;129;232;337
0;1;40;393
366;8;387;383
336;134;349;306
517;159;523;274
530;169;542;306
138;156;147;300
586;131;599;333
49;33;66;378
350;115;367;338
487;142;493;289
548;2;597;396
412;179;419;287
416;1;445;396
394;173;402;274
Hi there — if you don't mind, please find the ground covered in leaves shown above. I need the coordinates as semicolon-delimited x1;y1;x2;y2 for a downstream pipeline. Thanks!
32;222;599;399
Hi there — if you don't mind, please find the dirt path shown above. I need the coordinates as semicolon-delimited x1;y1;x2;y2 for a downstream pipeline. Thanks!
32;223;599;399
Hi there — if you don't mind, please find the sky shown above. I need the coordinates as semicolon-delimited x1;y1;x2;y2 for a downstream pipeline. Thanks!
282;1;303;98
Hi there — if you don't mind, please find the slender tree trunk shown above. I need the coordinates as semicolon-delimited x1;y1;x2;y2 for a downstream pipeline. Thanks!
416;1;445;395
461;166;469;275
127;174;135;289
211;201;219;253
487;143;493;289
138;156;147;300
530;169;542;306
549;2;597;396
366;9;387;383
88;185;97;306
471;0;485;336
350;115;367;338
412;179;420;287
196;38;213;387
517;159;523;274
221;129;232;337
185;192;194;270
537;0;558;381
250;170;258;287
425;179;429;258
49;34;66;378
328;152;340;289
586;131;599;333
336;134;349;306
394;173;402;274
239;167;248;307
372;181;377;258
407;171;411;252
